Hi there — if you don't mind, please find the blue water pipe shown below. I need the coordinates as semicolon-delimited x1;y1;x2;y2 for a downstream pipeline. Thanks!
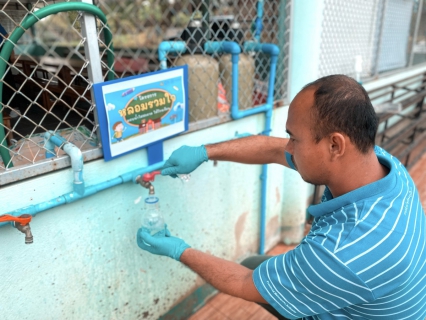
229;41;279;254
44;131;85;196
253;0;264;42
0;160;165;227
159;39;279;253
205;40;279;253
158;41;187;70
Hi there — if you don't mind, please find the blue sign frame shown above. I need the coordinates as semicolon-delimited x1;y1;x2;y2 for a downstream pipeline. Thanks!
93;65;189;162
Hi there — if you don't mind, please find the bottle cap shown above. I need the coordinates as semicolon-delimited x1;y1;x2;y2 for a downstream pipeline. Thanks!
145;196;159;204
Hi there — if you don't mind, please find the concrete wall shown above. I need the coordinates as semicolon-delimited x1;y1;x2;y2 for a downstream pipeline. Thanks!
0;107;303;320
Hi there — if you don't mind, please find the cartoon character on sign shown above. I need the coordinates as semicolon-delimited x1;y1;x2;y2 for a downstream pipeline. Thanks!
147;119;155;131
139;119;147;134
112;121;126;142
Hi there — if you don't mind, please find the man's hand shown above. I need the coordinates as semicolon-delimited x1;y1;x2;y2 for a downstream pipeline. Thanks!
136;227;191;261
161;145;208;178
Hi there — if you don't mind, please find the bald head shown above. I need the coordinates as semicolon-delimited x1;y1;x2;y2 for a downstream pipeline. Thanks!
302;75;378;154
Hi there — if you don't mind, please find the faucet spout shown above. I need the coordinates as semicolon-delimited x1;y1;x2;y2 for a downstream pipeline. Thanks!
14;222;33;244
136;177;155;195
136;170;161;195
0;214;33;244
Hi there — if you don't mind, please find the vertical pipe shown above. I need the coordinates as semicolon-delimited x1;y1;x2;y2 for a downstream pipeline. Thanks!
409;0;424;66
254;0;264;42
158;41;186;70
44;131;85;195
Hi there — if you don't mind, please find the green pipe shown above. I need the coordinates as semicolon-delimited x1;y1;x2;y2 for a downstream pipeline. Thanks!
0;2;115;168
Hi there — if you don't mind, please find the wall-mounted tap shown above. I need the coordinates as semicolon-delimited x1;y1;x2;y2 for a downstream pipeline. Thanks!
136;170;161;195
0;214;33;244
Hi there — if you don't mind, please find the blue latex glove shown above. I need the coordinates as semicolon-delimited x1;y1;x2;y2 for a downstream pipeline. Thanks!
161;145;208;178
136;226;191;261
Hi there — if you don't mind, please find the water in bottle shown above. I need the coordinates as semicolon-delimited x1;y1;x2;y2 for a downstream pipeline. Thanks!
142;196;165;235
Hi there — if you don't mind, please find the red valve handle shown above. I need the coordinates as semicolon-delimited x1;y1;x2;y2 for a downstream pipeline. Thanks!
142;170;161;182
0;214;32;225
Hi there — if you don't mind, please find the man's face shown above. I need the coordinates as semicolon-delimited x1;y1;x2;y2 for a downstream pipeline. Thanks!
284;88;331;185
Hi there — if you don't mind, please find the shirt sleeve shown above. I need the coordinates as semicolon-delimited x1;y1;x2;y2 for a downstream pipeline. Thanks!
252;239;376;318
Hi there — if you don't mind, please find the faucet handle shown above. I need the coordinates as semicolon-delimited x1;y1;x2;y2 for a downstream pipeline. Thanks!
0;214;32;225
0;214;33;244
142;170;161;182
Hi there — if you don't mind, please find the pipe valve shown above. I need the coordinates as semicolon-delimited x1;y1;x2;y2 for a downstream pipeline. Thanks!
136;171;161;195
0;214;33;244
141;171;161;182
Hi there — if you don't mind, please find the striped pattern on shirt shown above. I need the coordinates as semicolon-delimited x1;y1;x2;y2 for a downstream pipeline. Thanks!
254;146;426;319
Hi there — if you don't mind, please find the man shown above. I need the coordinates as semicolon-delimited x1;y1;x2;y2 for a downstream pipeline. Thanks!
137;75;426;319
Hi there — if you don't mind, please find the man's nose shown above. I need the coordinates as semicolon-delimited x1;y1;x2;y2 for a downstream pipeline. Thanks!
284;139;293;154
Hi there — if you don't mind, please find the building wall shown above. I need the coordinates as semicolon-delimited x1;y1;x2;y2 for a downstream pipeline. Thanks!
0;106;304;320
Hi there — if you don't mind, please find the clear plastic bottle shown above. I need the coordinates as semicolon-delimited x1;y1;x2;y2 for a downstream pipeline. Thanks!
141;196;165;235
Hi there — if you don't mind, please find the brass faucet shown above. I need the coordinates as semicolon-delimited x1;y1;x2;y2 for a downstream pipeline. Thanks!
136;170;161;195
0;214;33;244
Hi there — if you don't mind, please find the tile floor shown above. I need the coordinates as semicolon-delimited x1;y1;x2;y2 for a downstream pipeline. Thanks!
188;152;426;320
188;244;298;320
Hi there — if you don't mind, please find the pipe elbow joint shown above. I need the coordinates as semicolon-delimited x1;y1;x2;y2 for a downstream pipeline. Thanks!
231;110;244;120
63;144;84;188
244;42;279;57
262;43;280;57
73;182;85;196
158;41;186;68
221;41;241;55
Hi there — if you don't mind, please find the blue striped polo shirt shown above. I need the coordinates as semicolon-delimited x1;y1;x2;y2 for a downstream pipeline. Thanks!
253;146;426;319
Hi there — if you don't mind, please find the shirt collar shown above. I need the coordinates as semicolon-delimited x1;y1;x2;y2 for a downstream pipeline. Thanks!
308;154;396;217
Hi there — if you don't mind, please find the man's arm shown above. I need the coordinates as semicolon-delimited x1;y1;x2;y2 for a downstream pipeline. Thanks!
180;248;268;304
137;229;268;304
161;136;291;177
206;135;289;166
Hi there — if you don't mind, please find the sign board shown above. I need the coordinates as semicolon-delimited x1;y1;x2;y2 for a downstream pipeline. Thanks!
93;66;188;161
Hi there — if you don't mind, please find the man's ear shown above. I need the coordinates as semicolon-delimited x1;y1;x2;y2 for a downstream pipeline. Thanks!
328;132;346;160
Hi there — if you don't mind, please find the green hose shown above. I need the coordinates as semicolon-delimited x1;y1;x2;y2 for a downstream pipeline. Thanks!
0;2;115;168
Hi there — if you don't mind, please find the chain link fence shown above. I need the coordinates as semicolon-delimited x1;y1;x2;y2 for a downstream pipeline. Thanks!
318;0;417;80
0;0;290;184
2;0;426;185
